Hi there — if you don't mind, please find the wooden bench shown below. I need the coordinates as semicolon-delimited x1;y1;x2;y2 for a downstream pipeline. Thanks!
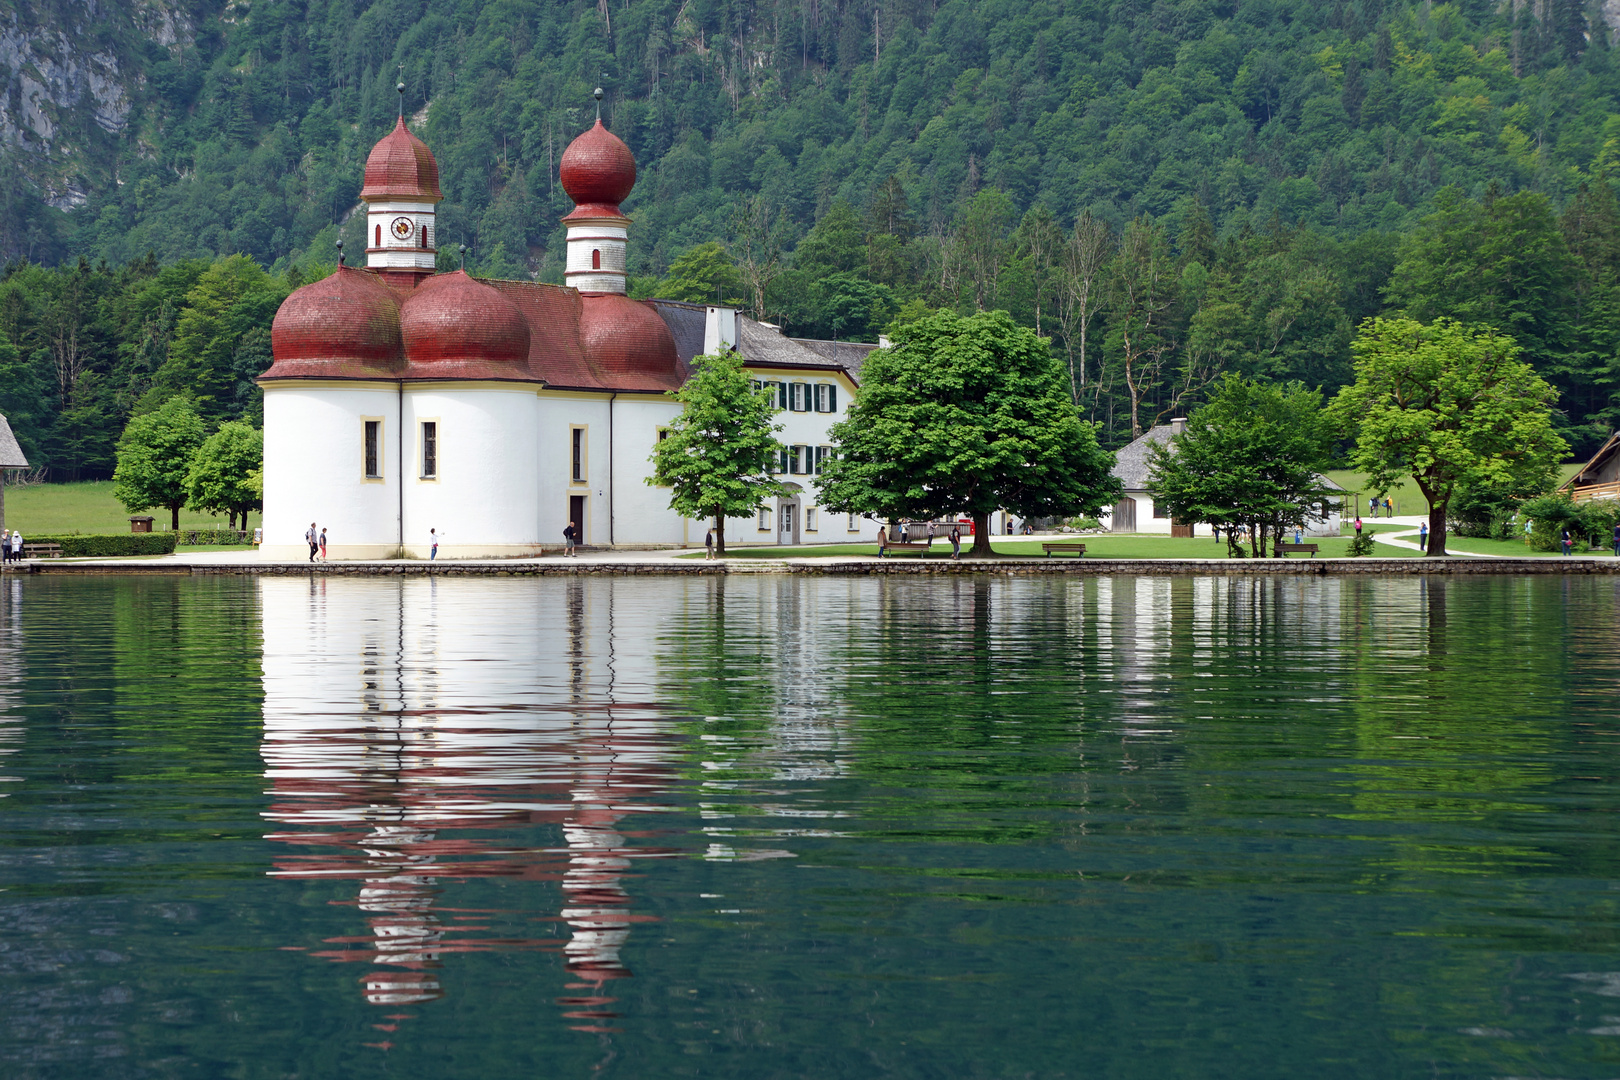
881;540;934;557
1276;542;1319;558
21;543;62;559
1042;542;1087;557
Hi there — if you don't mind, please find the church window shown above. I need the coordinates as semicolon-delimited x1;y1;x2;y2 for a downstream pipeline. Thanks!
847;513;859;532
805;508;818;532
592;248;601;270
363;420;382;479
420;421;437;479
758;506;772;531
375;224;382;248
571;426;586;483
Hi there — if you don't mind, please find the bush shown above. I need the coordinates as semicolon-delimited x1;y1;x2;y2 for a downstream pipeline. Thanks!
1520;491;1620;550
29;533;179;557
178;528;251;546
1348;531;1378;557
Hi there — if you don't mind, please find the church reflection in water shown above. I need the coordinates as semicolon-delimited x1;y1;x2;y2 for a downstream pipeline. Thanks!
258;576;687;1033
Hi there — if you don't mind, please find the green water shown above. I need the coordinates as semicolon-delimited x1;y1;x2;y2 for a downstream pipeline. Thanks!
3;573;1620;1078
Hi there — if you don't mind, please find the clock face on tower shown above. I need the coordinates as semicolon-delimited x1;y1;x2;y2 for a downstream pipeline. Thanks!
390;216;414;241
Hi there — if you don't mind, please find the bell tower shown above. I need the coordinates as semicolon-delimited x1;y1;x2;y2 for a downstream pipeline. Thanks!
559;89;636;295
360;83;442;285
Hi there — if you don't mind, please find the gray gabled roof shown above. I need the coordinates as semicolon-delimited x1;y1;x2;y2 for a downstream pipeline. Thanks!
647;298;867;380
1111;424;1178;490
1111;422;1346;494
0;413;26;469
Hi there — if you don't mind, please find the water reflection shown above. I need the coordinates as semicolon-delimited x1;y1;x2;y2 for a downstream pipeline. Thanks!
258;576;686;1033
0;576;21;795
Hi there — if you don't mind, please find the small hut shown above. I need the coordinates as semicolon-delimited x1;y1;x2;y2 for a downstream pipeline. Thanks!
0;413;26;537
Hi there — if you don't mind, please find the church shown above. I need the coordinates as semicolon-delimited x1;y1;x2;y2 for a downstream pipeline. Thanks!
258;105;876;559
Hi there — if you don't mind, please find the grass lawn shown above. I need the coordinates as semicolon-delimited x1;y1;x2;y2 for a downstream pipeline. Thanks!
1;481;261;536
691;534;1425;559
1326;462;1585;518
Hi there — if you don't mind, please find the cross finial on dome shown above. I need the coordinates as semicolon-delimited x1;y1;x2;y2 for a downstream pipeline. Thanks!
336;239;344;266
594;86;603;121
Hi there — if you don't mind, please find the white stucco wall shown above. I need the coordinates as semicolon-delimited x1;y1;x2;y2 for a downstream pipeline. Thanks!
1101;491;1343;538
262;385;403;559
402;386;541;558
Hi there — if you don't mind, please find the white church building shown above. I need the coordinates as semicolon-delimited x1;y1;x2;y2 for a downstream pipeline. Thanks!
259;108;878;559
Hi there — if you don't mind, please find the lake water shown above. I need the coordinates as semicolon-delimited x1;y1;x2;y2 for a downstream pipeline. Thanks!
3;572;1620;1078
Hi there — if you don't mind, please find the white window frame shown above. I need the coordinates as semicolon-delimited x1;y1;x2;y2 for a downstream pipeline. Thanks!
847;513;859;533
758;506;772;532
805;507;818;532
570;425;588;485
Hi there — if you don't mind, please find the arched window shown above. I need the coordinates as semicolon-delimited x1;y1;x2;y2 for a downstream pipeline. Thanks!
374;224;381;247
592;248;601;270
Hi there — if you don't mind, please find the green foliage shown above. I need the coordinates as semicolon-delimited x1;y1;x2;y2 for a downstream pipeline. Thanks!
184;421;263;529
27;533;179;557
652;243;743;305
815;309;1119;554
1147;374;1337;557
648;349;790;553
113;395;207;531
1348;530;1379;557
1520;490;1620;549
1331;317;1568;555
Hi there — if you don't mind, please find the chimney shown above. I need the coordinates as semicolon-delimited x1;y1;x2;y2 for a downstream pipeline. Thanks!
704;307;737;355
1171;417;1188;434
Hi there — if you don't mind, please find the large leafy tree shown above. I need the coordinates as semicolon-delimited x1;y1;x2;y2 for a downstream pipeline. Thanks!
815;309;1119;556
648;349;789;555
1148;373;1337;558
1330;318;1567;557
112;394;207;530
184;421;263;531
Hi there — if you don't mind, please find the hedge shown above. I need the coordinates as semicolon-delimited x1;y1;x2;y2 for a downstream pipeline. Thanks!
29;533;180;557
178;528;251;546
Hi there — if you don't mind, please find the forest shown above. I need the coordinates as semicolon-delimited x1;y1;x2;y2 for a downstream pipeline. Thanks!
2;0;1619;477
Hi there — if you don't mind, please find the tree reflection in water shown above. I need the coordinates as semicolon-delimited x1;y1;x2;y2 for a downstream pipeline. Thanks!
257;576;685;1035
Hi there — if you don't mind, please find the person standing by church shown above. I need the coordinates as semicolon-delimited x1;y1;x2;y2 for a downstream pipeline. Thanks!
306;522;318;563
429;528;439;561
564;521;577;557
704;528;715;560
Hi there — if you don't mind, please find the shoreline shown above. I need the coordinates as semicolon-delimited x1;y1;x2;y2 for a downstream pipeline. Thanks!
6;555;1618;576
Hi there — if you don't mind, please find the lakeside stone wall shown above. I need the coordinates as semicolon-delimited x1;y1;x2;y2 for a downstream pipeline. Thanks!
12;557;1620;577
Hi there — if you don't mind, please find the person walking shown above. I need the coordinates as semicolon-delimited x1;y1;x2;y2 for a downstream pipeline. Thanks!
1418;521;1428;553
318;528;328;562
1562;528;1573;556
705;527;715;560
876;525;888;558
1613;522;1620;558
1354;515;1362;536
429;528;439;561
949;526;961;560
10;531;20;563
563;521;577;557
305;522;318;563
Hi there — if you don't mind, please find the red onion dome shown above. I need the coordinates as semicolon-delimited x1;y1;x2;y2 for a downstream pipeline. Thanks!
560;120;636;217
399;271;532;377
360;117;442;202
266;267;403;378
579;294;679;379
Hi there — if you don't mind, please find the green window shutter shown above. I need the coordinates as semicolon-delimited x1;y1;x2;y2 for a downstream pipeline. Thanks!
828;384;838;412
779;448;789;473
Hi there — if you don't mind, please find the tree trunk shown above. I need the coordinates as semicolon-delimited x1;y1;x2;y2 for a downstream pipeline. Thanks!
713;509;726;555
1426;503;1447;556
170;504;181;532
970;512;994;556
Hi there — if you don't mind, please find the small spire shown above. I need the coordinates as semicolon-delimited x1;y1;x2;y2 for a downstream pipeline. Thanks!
594;87;603;122
397;76;405;119
458;244;468;271
336;239;344;266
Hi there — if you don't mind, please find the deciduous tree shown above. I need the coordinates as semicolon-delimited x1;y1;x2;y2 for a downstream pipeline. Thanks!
113;394;207;531
1330;317;1566;556
648;349;789;555
185;420;263;530
1148;373;1337;558
815;310;1119;555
